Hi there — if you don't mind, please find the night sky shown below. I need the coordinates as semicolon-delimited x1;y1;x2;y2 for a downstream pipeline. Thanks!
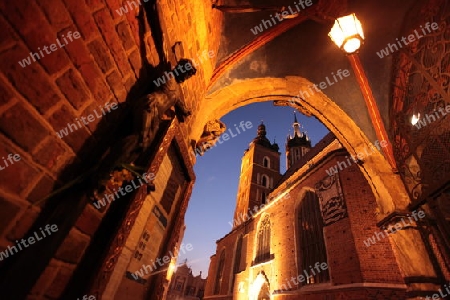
176;101;329;278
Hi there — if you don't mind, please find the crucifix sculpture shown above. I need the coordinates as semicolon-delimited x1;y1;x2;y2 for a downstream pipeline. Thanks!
92;58;197;198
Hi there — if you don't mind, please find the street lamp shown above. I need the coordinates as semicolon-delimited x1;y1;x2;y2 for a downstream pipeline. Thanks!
329;13;398;171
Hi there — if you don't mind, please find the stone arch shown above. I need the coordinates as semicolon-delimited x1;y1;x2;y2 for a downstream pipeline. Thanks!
194;76;410;218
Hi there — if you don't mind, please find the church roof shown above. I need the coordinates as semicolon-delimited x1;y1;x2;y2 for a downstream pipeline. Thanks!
286;132;311;148
276;131;337;186
251;122;279;151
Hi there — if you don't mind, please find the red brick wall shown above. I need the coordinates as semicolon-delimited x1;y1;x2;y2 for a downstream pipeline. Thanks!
0;0;222;298
341;160;404;284
205;254;217;295
206;225;249;298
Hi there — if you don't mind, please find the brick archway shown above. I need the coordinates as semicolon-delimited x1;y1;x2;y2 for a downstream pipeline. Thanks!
250;271;270;300
194;76;410;219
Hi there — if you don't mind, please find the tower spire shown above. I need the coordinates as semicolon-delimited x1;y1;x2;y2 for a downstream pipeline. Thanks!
292;112;302;138
286;112;311;169
251;122;279;151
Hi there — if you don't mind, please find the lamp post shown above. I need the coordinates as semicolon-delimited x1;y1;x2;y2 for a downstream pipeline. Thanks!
328;13;398;171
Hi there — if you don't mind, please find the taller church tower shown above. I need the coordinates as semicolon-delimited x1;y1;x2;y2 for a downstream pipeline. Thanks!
232;123;281;228
286;113;311;169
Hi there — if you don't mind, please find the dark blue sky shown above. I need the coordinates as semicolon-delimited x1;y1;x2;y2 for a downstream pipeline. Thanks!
176;101;329;278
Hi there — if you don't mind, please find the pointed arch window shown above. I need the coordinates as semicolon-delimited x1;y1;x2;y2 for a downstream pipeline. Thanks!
234;236;243;273
261;192;266;205
230;235;244;292
255;215;271;264
214;250;226;294
298;191;330;284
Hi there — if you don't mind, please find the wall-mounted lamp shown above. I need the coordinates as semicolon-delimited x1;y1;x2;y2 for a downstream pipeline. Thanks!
328;13;365;54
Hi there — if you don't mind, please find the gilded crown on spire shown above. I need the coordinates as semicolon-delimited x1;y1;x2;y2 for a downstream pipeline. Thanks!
286;113;311;147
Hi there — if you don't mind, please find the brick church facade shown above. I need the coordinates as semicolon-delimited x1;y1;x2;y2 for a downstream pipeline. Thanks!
205;120;418;299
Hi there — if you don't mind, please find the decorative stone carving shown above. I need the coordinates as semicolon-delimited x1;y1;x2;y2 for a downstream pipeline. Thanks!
93;59;196;192
194;119;226;155
314;174;347;226
390;0;450;201
91;168;135;211
133;60;195;150
273;99;312;117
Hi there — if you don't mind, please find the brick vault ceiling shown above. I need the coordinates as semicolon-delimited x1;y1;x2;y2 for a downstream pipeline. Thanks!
211;0;418;137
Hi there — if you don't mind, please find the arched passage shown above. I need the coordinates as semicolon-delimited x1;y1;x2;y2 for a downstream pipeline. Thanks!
193;76;410;218
250;271;270;300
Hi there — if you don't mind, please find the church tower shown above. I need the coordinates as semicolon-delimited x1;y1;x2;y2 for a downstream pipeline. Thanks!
232;123;281;228
286;113;311;169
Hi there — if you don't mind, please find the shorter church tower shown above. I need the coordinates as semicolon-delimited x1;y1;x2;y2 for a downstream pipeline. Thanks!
286;113;311;169
232;123;281;228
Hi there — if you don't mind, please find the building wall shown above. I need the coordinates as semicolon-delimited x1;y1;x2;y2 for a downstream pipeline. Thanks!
205;254;217;297
110;150;184;299
205;145;406;300
167;264;206;300
234;142;281;226
205;224;250;300
0;0;222;298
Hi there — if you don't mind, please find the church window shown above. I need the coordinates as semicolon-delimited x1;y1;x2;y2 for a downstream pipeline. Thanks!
255;215;271;263
214;250;226;294
174;277;184;291
234;235;243;273
261;175;269;188
263;157;270;168
298;191;330;285
231;235;244;292
197;288;204;298
185;286;196;295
